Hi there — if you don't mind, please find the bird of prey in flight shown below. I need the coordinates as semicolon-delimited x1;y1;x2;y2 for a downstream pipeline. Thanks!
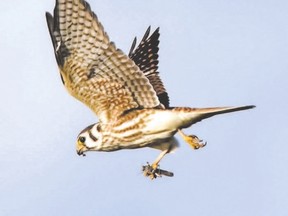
46;0;255;179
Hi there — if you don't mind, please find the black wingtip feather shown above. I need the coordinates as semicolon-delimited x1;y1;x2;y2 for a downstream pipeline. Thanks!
45;11;60;54
128;37;137;57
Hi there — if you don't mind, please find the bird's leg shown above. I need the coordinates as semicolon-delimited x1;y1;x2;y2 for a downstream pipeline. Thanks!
142;149;173;179
178;129;207;150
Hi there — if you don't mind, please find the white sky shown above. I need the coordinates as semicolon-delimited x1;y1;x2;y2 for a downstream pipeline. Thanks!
0;0;287;215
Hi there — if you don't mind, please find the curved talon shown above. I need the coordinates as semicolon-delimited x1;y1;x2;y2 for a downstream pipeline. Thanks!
142;163;158;179
178;130;207;150
192;136;207;149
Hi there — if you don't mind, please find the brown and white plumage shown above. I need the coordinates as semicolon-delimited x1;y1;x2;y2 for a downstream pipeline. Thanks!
46;0;255;179
128;26;169;108
46;0;160;123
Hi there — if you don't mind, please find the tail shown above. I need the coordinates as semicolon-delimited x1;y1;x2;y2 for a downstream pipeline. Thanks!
174;105;255;127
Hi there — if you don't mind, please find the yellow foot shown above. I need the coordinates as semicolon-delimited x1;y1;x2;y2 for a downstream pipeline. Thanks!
178;130;207;150
142;163;174;180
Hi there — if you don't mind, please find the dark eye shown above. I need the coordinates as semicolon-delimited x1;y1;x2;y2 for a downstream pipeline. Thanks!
79;136;86;143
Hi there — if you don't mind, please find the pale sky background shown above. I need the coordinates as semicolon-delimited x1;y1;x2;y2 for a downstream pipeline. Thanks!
0;0;287;215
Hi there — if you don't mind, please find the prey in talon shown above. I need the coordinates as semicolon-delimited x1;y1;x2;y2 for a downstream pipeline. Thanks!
143;163;174;180
46;0;256;180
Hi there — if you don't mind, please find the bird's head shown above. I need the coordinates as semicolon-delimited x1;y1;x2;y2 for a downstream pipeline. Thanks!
76;123;103;156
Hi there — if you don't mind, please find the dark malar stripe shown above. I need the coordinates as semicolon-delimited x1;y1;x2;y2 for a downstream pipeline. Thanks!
89;130;98;141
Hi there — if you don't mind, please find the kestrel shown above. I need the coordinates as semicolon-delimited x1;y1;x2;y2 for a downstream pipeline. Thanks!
46;0;255;179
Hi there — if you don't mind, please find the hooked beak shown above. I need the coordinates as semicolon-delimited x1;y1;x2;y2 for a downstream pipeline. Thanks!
76;149;86;156
76;142;86;156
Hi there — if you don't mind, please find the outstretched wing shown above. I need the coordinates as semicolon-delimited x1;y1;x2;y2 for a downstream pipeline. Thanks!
129;27;170;108
46;0;160;123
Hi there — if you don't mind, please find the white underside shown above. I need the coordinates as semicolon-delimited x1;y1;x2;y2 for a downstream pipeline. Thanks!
144;111;182;134
100;109;195;151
